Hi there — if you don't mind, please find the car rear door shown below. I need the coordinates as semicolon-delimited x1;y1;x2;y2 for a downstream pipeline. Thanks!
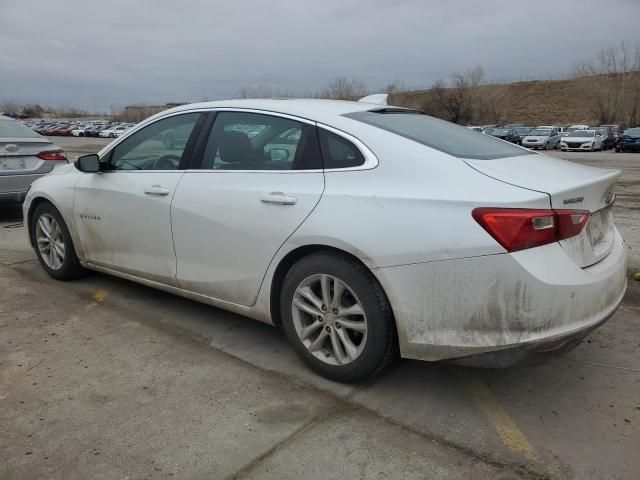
171;110;324;306
73;112;205;285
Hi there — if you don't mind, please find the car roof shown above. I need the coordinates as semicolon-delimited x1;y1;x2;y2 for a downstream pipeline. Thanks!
162;98;378;121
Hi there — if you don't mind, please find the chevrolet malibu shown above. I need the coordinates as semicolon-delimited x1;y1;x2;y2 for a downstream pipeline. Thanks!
23;98;627;382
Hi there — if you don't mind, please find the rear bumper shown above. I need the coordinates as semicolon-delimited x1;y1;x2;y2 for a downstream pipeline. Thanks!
0;174;44;203
0;190;27;203
447;307;616;368
375;228;627;363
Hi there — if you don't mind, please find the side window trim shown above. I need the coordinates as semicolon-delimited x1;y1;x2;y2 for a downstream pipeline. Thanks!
316;123;379;171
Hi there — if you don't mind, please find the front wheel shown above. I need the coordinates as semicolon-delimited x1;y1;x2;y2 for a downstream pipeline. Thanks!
30;202;86;280
280;252;397;382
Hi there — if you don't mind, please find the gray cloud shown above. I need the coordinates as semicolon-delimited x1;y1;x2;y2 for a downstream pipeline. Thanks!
1;0;639;110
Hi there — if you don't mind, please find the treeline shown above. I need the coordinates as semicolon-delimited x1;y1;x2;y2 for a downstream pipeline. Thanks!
4;44;638;126
0;102;101;119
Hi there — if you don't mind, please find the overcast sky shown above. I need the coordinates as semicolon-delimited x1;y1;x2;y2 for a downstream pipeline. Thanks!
1;0;639;110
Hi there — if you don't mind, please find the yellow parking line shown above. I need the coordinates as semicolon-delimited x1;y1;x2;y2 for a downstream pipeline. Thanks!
93;288;109;303
455;369;536;460
73;289;109;317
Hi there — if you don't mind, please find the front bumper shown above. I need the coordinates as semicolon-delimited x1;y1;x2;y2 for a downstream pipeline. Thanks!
618;142;640;151
562;143;594;151
374;228;627;364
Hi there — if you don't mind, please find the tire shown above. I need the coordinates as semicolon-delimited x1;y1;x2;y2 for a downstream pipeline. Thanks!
30;202;86;281
279;252;398;382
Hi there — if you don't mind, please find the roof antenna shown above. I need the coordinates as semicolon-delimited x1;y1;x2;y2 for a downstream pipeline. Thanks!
357;94;388;105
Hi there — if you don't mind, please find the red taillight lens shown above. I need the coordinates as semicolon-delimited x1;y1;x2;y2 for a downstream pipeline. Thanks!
37;149;67;161
472;208;590;252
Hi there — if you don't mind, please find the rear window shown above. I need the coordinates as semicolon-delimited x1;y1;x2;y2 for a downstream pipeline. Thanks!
343;111;532;160
0;119;42;139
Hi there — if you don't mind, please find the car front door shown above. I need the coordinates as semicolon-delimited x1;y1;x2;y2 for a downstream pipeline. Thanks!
74;112;203;285
171;110;325;306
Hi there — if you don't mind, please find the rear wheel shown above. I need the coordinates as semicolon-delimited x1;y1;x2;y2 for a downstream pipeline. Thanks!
280;252;397;382
30;202;86;280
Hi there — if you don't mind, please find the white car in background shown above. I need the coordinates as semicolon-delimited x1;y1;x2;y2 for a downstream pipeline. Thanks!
21;98;626;382
561;125;590;140
71;125;91;137
560;129;605;151
99;125;130;138
111;125;131;137
521;128;560;149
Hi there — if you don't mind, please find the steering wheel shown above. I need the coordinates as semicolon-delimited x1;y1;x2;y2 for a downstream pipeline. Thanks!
152;154;180;170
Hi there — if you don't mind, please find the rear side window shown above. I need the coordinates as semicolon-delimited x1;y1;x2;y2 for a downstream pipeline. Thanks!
344;111;532;160
317;128;365;169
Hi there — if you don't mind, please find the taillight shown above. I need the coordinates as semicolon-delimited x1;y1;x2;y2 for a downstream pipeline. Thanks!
472;208;589;252
37;149;67;161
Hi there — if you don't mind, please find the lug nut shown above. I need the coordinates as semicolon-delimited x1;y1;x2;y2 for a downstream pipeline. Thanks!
332;308;339;315
335;322;341;329
317;316;323;322
321;304;327;311
325;325;331;332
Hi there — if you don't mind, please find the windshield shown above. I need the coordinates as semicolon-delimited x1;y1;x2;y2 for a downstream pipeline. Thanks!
568;130;595;137
529;129;550;136
624;128;640;136
344;111;531;160
491;129;510;135
515;128;531;135
0;119;42;138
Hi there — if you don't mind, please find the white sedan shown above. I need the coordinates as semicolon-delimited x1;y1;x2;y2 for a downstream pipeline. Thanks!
560;130;605;151
22;98;626;381
99;125;130;138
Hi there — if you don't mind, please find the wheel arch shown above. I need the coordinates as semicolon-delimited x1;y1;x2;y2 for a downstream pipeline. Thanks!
268;244;397;333
26;195;84;259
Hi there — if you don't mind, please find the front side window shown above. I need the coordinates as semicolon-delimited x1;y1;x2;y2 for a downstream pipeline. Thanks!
109;113;200;170
344;111;532;160
200;112;321;170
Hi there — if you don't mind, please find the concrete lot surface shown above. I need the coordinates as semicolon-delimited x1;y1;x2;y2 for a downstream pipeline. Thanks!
1;137;639;479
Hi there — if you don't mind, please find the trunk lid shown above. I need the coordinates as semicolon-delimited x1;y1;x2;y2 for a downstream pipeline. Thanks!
0;137;54;176
465;153;620;268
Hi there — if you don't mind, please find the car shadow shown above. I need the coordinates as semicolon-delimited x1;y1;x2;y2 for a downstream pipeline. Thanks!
0;203;24;224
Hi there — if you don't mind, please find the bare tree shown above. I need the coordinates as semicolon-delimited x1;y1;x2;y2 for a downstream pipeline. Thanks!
0;101;21;116
21;104;44;118
430;66;485;124
317;77;367;100
575;43;640;124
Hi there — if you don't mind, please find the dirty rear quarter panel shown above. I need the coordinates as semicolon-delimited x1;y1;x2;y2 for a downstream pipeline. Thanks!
374;228;626;361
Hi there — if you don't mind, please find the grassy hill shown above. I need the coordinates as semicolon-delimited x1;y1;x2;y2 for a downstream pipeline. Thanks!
390;73;639;127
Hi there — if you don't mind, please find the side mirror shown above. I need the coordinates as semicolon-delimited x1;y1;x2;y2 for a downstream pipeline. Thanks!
75;154;100;173
269;148;289;162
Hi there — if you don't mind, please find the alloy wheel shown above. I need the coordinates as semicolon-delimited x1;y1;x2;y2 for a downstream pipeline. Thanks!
291;274;368;366
36;213;65;270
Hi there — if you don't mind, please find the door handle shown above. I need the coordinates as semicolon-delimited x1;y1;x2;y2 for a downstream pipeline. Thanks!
144;185;171;196
260;192;297;205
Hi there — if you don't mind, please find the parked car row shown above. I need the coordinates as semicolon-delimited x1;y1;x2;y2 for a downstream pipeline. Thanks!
22;120;136;138
467;122;638;152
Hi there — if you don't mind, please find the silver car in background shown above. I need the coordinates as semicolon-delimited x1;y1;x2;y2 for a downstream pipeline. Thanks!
0;115;68;203
521;127;560;150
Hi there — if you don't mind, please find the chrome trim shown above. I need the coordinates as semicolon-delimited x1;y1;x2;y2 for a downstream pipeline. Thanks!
97;108;213;159
99;106;379;173
317;123;379;171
